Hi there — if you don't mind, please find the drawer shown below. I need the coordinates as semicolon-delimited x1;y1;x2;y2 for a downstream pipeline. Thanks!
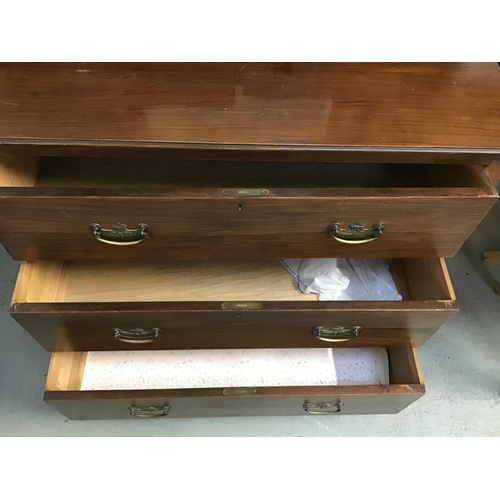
11;257;457;351
0;156;497;260
43;347;425;420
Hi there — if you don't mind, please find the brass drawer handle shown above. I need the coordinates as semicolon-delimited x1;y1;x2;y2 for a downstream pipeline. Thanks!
114;327;162;344
327;222;384;244
129;405;171;418
303;402;344;414
90;222;150;246
313;326;360;342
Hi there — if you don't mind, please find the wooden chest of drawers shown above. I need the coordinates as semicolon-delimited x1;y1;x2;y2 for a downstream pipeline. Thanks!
1;62;499;420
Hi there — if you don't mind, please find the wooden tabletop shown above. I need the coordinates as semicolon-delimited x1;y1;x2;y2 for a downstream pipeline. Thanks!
0;63;499;161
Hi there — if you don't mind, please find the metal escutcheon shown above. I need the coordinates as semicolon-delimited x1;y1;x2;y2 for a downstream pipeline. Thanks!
90;222;150;245
313;326;361;342
327;222;385;244
129;405;171;418
114;327;162;344
303;402;344;415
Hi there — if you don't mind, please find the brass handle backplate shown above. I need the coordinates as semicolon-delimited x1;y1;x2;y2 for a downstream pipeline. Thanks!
303;402;344;415
90;222;150;245
114;328;162;344
327;222;384;244
129;405;171;418
313;326;361;342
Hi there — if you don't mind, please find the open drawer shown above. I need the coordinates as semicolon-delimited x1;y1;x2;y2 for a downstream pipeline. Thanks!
0;156;497;260
43;347;425;420
11;257;457;351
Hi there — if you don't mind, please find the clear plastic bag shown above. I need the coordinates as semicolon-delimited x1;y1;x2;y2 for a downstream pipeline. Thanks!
280;258;402;301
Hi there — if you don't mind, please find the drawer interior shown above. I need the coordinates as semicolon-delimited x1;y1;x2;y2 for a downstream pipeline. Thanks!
0;155;495;191
45;347;423;392
13;258;454;304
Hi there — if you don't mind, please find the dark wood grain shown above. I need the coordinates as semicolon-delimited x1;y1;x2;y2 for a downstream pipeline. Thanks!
44;386;425;419
2;143;499;164
11;304;457;351
0;190;495;260
0;63;499;162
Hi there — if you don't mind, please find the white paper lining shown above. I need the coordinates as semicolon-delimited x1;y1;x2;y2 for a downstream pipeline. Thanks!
80;348;389;390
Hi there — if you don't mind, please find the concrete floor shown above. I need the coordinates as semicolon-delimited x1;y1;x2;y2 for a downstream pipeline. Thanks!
1;202;500;436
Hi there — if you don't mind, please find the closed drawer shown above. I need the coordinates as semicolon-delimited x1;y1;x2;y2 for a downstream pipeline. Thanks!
43;347;425;420
0;156;497;260
11;258;457;351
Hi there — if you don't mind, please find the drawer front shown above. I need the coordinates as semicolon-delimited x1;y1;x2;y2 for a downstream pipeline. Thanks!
43;349;425;420
13;306;457;351
0;193;496;260
45;389;424;420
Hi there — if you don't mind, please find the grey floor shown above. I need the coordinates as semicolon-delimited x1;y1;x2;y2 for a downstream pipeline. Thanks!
2;203;500;437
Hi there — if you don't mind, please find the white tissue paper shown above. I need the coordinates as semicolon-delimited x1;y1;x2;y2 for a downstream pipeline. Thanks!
280;258;402;301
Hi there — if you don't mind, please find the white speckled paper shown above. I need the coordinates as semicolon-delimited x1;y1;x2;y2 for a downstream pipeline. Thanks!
333;348;389;385
80;348;389;390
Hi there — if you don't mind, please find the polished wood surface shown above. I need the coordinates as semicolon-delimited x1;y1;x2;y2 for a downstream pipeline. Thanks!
1;63;500;162
45;386;425;419
12;309;457;351
11;258;457;351
1;195;494;260
43;348;425;419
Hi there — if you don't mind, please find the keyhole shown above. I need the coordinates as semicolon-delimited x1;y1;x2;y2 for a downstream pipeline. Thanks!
238;204;243;211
